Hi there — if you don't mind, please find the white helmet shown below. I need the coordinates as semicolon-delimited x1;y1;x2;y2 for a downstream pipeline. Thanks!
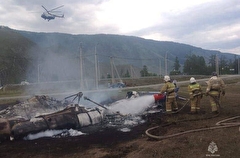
190;77;196;83
164;75;171;82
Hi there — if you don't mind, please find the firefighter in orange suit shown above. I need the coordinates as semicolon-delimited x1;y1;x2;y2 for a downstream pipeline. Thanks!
160;75;178;114
188;77;202;114
206;72;225;114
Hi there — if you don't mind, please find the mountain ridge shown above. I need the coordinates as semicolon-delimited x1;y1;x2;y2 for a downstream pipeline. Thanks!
0;26;237;84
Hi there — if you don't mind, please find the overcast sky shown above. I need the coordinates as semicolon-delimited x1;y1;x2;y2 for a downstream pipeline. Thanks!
0;0;239;55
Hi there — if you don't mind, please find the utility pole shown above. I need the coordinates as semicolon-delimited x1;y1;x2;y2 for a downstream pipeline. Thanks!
98;61;101;80
37;63;40;83
216;55;219;75
130;65;134;78
95;44;98;89
80;43;84;90
165;53;168;75
110;57;115;84
130;65;137;78
238;57;240;74
159;58;161;77
130;65;133;79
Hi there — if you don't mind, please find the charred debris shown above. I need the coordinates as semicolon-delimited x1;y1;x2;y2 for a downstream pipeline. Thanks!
0;91;163;142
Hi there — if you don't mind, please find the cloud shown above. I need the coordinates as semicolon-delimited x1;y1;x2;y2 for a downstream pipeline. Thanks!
0;0;239;54
131;0;240;54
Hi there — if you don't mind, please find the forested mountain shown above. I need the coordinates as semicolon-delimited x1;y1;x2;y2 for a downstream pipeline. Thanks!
0;26;40;85
0;26;237;85
18;30;223;65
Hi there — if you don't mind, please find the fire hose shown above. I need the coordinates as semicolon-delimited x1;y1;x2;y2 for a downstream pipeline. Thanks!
172;93;221;116
145;92;238;140
145;115;240;140
171;97;190;114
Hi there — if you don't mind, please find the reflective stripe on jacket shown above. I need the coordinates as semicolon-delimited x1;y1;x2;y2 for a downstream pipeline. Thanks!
188;83;201;96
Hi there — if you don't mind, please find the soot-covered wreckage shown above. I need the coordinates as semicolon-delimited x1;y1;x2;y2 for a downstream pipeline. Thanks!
0;91;165;141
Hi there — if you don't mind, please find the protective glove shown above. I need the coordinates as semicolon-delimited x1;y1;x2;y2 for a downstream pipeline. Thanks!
222;90;225;96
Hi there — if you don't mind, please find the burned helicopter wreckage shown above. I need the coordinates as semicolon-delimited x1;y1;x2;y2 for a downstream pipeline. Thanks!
0;91;164;141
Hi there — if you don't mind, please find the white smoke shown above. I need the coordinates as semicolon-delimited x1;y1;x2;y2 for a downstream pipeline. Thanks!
108;95;155;115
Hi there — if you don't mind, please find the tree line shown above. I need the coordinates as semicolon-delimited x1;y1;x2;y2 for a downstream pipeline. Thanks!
140;54;239;77
171;54;239;75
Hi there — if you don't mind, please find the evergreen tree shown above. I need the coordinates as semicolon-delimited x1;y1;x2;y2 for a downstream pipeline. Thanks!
124;70;130;78
173;57;181;71
140;65;149;77
233;55;239;74
170;56;181;75
183;54;207;75
107;73;111;78
208;54;216;73
219;55;228;74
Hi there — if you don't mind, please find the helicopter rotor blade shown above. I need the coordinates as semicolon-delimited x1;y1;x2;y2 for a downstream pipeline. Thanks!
53;14;64;17
48;10;62;13
47;12;64;17
49;5;64;12
41;5;49;12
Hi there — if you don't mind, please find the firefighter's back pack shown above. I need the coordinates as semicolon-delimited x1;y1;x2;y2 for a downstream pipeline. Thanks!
209;76;221;91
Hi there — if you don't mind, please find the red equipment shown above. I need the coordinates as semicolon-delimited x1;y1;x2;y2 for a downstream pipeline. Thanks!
153;94;165;102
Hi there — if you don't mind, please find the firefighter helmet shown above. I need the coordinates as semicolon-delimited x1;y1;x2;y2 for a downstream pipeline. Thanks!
190;77;196;83
164;75;171;82
212;72;218;76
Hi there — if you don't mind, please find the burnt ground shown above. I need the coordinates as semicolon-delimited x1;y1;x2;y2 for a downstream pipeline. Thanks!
0;81;240;158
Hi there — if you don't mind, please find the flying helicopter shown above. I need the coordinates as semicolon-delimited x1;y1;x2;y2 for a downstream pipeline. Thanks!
41;5;64;21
